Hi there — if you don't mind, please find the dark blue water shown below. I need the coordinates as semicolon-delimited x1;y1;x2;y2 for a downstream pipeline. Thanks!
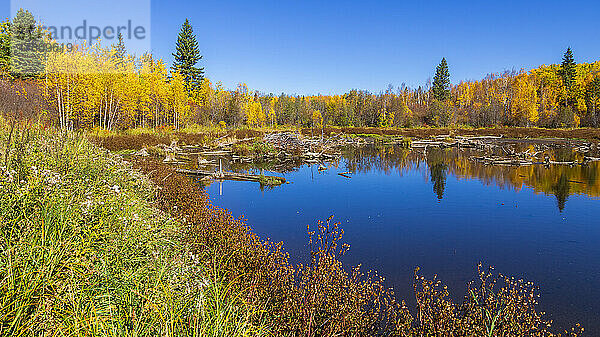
203;146;600;333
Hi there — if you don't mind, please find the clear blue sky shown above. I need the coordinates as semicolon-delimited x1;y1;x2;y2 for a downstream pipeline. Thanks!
3;0;600;95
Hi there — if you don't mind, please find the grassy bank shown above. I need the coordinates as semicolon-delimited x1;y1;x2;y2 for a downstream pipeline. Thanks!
0;120;264;336
0;120;585;336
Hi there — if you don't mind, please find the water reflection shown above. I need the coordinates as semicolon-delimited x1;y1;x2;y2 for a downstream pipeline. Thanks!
196;142;600;210
427;149;449;200
340;144;600;211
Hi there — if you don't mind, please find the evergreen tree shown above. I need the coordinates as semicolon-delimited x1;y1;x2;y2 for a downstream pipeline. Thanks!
560;47;576;90
113;33;126;65
432;57;450;101
171;19;204;90
10;9;45;77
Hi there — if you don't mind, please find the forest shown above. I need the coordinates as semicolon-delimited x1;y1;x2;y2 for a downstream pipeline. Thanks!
1;9;600;131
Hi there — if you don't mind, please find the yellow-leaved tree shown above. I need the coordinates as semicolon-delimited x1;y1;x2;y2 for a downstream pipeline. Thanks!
246;99;265;127
511;72;539;126
169;71;190;129
268;97;277;127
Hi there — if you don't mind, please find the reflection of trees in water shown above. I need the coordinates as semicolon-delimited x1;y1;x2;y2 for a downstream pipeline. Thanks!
552;174;570;212
342;145;417;175
430;163;447;199
341;144;600;211
209;144;600;211
426;148;449;200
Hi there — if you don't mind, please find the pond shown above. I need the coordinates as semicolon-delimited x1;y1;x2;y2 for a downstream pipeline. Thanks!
199;142;600;333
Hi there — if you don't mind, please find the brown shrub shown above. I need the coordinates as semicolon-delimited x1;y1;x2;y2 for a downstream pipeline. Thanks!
234;128;264;139
412;264;584;336
87;132;212;151
0;76;46;123
88;134;172;151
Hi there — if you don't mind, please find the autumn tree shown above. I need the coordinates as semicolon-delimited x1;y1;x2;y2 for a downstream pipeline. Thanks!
168;71;190;129
398;95;413;126
268;97;277;126
245;99;265;127
586;76;600;127
311;110;322;136
510;72;539;126
171;19;204;91
377;108;394;127
0;19;10;71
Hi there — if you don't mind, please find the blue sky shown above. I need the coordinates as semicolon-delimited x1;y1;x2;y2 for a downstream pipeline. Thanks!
3;0;600;95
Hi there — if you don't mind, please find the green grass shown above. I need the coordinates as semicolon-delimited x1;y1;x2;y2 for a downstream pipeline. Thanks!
0;121;265;336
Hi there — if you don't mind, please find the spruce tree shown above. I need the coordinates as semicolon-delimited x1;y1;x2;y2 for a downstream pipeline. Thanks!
113;33;126;63
171;19;204;90
109;33;127;71
560;47;576;90
432;58;451;102
10;9;45;77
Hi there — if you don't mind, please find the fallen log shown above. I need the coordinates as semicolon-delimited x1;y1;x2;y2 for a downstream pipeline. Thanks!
199;150;232;156
176;168;286;186
458;135;503;140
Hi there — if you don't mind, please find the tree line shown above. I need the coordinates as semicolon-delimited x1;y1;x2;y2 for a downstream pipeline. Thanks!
1;9;600;130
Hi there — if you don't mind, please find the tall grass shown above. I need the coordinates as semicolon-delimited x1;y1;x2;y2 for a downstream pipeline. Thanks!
0;120;264;336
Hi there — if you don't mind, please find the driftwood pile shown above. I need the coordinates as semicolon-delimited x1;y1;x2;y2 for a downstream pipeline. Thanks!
409;134;600;167
262;132;350;163
472;154;600;167
263;132;357;152
411;135;502;150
